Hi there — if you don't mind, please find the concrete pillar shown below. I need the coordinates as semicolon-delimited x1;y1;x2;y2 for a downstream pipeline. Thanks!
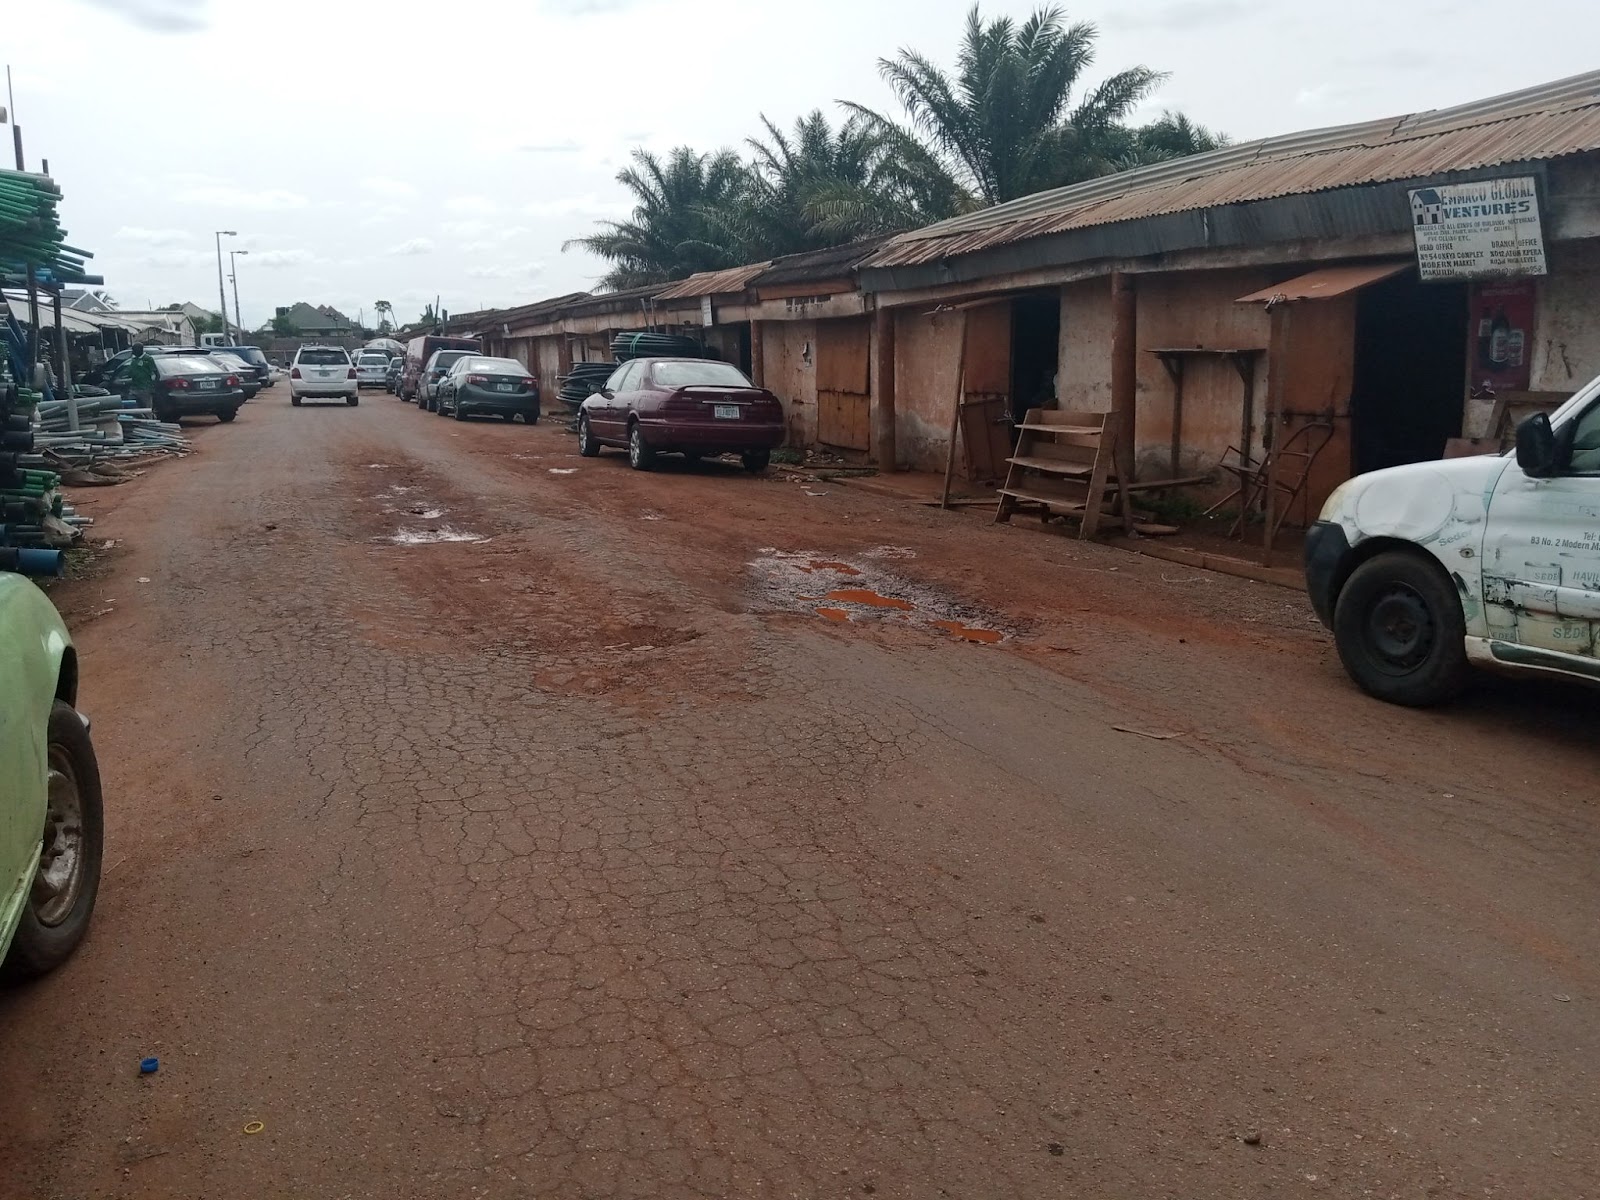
749;320;765;387
1110;271;1137;487
872;306;897;469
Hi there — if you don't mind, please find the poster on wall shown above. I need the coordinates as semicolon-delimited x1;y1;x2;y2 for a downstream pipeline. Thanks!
1409;176;1547;281
1468;279;1536;393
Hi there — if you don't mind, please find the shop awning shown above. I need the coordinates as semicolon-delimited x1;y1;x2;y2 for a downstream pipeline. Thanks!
1235;261;1411;304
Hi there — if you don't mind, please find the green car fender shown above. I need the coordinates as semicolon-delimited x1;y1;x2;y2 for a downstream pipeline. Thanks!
0;574;75;959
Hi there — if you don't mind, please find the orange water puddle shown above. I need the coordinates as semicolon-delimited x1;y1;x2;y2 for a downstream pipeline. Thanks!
826;588;916;611
816;607;852;623
808;560;861;576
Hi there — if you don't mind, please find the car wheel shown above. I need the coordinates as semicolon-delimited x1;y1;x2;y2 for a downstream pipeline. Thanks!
348;394;359;407
290;395;302;407
1332;550;1470;707
578;414;600;457
628;421;654;471
1;701;105;981
683;451;704;465
741;449;771;473
454;402;468;421
217;407;238;423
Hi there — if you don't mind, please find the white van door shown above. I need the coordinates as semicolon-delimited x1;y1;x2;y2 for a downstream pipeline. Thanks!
1481;398;1600;659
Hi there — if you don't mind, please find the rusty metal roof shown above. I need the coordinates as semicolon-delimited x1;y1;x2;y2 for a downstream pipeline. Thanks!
654;262;772;300
1234;261;1411;304
865;70;1600;272
751;237;890;289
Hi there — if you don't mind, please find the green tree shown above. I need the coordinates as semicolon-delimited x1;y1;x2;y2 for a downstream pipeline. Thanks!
417;303;437;327
564;147;750;289
373;300;395;333
1110;110;1229;168
848;5;1168;206
270;313;299;336
705;110;971;251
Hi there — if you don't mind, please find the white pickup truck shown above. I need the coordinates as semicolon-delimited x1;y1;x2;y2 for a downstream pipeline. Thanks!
1307;374;1600;705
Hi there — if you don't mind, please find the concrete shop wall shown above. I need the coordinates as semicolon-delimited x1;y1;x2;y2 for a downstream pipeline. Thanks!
762;319;818;446
891;305;1014;472
1131;269;1274;479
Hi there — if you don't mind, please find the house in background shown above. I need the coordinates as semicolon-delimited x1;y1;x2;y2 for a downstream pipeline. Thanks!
274;302;359;339
62;289;118;313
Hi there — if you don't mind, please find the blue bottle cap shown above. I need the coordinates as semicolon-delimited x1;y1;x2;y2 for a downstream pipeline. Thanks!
139;1057;159;1074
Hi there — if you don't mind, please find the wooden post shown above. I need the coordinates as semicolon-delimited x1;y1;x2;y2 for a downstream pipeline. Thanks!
1263;306;1291;567
940;312;970;510
1233;351;1256;469
872;305;896;470
1110;272;1137;493
749;319;765;388
52;290;71;394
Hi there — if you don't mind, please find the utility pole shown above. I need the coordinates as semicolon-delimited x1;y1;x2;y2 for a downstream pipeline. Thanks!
229;249;249;344
214;230;236;342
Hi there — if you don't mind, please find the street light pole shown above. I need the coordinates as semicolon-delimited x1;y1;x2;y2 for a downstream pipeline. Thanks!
214;230;236;342
229;249;249;344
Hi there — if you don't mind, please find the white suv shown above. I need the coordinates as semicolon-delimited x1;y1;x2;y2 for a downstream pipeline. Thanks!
290;346;358;407
354;351;390;389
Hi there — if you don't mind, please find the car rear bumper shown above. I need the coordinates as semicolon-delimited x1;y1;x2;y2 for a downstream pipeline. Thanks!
161;388;245;415
292;382;358;398
455;385;539;414
637;417;784;451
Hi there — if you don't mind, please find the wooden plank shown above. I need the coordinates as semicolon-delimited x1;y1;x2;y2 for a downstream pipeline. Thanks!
1023;409;1107;428
1005;455;1096;478
959;393;1011;482
818;390;870;451
816;317;870;393
940;313;969;510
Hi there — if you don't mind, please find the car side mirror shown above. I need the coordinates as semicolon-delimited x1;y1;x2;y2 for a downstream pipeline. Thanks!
1516;412;1559;478
598;387;614;399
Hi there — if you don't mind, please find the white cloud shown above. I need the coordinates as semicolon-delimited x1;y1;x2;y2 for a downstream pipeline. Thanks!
173;183;310;210
251;249;321;268
361;176;417;198
522;194;631;220
360;204;408;227
456;226;530;251
445;195;500;215
387;238;435;256
115;226;193;246
466;262;545;280
133;249;212;269
76;0;209;33
442;220;492;239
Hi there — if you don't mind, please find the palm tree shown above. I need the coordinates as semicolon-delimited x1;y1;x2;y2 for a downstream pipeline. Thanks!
847;5;1168;207
565;147;750;289
1112;110;1230;169
373;300;395;332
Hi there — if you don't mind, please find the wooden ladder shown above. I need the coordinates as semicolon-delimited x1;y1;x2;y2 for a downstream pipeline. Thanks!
995;409;1126;539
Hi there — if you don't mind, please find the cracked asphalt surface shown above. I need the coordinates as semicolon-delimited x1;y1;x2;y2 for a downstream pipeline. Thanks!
1;390;1597;1198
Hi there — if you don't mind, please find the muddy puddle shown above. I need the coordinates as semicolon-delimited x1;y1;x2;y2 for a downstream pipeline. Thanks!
366;467;487;546
750;550;1008;644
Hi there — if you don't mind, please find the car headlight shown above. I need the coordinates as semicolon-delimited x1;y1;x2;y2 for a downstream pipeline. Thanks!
1317;477;1361;522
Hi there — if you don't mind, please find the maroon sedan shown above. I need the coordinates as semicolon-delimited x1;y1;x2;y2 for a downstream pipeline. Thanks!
577;358;786;472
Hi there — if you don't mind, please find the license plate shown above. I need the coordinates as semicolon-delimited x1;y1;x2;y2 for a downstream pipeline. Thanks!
198;380;217;390
497;383;515;392
714;404;740;420
317;370;330;377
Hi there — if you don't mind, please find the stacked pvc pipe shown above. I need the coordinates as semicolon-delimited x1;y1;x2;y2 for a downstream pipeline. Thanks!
0;361;79;575
610;332;704;361
0;170;91;281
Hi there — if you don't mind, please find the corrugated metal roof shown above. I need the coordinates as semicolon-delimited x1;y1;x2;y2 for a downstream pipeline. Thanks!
751;237;890;289
654;262;772;300
1234;261;1410;303
866;69;1600;271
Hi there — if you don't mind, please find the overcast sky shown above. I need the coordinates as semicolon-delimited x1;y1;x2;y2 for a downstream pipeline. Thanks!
7;0;1596;329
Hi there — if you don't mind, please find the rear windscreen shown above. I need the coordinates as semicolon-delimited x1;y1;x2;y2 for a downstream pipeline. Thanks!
433;352;472;369
358;354;389;366
465;359;526;374
299;349;349;365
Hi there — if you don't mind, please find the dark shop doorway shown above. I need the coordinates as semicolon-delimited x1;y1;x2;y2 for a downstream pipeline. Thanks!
1351;272;1467;474
1010;292;1062;425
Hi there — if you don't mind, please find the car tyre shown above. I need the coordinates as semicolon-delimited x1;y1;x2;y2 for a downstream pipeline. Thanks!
628;422;655;471
1;701;105;981
741;449;771;473
454;401;468;421
1332;550;1470;707
348;394;359;407
578;414;600;457
217;407;239;423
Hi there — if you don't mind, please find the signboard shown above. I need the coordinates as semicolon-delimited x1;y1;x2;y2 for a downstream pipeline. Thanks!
1409;176;1547;281
1468;278;1537;393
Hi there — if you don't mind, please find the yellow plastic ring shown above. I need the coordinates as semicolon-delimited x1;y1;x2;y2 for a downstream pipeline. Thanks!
243;1121;265;1135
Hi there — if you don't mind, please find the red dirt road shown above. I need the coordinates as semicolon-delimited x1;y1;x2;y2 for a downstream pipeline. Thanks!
1;392;1597;1198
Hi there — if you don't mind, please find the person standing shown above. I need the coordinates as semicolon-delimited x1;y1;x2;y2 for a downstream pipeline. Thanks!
127;344;158;409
